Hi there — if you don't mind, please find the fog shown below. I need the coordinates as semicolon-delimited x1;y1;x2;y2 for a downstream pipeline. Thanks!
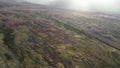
0;0;24;2
3;0;119;13
25;0;120;13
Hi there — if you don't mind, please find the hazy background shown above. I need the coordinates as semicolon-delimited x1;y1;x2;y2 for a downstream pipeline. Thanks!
24;0;120;13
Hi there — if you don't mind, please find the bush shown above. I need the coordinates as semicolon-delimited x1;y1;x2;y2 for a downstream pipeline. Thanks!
56;62;65;68
4;53;12;60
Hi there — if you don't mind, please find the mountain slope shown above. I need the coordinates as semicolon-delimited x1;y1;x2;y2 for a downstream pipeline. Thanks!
0;2;120;68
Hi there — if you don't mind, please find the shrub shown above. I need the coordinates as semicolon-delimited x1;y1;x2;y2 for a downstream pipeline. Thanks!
56;62;65;68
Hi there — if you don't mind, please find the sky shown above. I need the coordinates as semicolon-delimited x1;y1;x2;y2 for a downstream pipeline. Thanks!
26;0;120;13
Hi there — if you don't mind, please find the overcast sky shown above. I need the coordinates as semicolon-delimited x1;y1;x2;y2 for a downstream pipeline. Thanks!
25;0;120;13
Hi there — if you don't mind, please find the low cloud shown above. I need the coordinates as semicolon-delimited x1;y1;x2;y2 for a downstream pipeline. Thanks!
0;0;25;2
49;0;71;9
48;0;120;13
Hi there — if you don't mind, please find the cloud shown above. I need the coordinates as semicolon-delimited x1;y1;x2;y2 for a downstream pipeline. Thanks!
49;0;71;9
26;0;55;4
48;0;120;13
22;0;120;13
0;0;25;2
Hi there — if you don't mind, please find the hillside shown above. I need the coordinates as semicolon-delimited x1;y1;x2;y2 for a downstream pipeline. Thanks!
0;1;120;68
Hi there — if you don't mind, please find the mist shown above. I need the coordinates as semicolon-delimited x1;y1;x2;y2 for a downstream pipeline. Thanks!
4;0;120;13
0;0;26;2
25;0;120;13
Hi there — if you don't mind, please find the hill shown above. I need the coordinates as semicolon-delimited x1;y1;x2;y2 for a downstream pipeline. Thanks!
0;1;120;68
